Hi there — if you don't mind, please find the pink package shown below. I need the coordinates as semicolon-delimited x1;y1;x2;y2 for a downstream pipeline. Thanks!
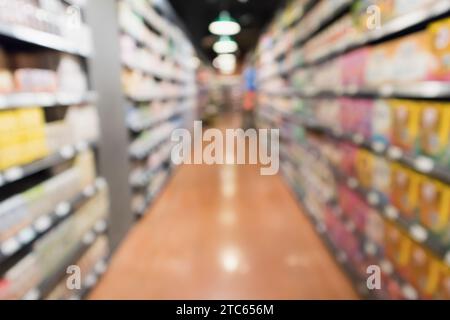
354;99;373;140
339;98;355;133
341;48;369;89
340;143;358;176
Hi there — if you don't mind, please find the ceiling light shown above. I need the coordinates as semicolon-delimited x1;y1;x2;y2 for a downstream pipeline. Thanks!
213;54;236;74
213;36;238;54
209;11;241;36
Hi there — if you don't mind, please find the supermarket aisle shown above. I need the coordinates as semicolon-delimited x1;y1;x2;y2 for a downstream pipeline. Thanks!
90;115;357;300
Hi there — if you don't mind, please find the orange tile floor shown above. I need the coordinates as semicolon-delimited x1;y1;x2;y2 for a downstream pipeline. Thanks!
89;115;358;300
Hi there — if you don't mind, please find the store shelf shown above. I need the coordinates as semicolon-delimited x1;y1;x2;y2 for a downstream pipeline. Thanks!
330;204;421;300
262;81;450;100
260;1;450;83
122;61;187;84
71;256;110;300
0;91;97;109
135;166;173;217
129;134;173;161
286;114;450;185
276;0;353;61
22;218;109;300
278;114;450;266
279;168;374;299
128;107;192;133
0;178;107;266
130;157;170;189
0;23;91;57
280;155;421;299
0;140;96;188
307;0;450;66
126;92;196;103
337;170;450;266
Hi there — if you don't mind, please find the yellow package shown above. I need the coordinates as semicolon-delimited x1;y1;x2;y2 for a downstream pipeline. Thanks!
435;263;450;299
384;221;412;269
428;17;450;79
418;102;450;158
417;176;450;233
0;111;18;147
390;163;419;219
74;150;97;188
355;149;373;188
16;108;46;130
1;144;22;169
391;100;421;152
406;242;441;297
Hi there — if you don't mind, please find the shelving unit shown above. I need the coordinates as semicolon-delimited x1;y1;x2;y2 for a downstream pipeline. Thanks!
256;0;450;300
118;0;198;218
0;1;109;300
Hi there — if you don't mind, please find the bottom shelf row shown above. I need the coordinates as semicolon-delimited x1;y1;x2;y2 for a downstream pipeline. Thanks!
0;180;110;300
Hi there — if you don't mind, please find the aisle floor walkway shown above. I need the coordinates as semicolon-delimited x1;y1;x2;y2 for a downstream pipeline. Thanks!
90;115;358;300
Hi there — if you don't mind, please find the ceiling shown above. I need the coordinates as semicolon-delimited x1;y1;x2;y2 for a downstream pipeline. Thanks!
167;0;286;64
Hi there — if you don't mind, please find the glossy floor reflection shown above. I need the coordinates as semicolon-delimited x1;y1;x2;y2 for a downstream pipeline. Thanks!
90;115;358;300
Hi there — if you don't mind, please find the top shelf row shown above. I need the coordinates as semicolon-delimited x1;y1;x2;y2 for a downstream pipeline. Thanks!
258;0;450;83
0;1;92;57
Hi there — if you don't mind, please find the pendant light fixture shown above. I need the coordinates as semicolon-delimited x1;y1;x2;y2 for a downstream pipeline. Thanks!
209;11;241;36
213;35;238;54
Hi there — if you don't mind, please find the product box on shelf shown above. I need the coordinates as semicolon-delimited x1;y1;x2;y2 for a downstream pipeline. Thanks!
404;242;441;297
340;143;358;177
429;17;450;80
372;99;392;146
341;48;369;89
355;149;373;189
384;221;413;273
390;164;419;219
13;69;58;93
365;42;395;86
390;31;437;84
365;209;385;246
417;176;450;234
0;108;48;170
391;100;421;152
417;102;450;166
435;263;450;299
372;155;391;198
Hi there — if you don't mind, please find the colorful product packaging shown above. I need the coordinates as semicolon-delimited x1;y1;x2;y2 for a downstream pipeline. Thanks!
384;221;412;273
372;155;391;198
365;42;395;86
365;209;385;247
405;242;441;297
428;17;450;80
390;164;419;219
417;102;450;167
434;263;450;299
390;31;438;83
340;143;358;177
371;99;392;146
355;149;373;189
341;47;369;88
417;176;450;233
391;100;421;152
